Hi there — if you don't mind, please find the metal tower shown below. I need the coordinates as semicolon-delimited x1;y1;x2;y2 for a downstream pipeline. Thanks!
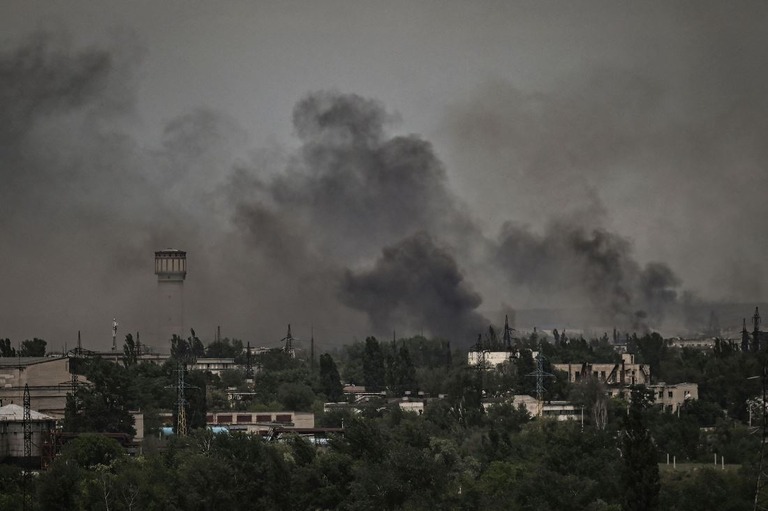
174;364;190;436
755;308;763;353
245;341;254;379
23;384;31;460
527;351;555;417
112;318;118;351
281;324;296;358
177;365;188;436
502;315;515;350
745;319;752;353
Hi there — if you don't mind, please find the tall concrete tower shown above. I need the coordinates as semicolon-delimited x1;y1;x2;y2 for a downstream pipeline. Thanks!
155;249;187;346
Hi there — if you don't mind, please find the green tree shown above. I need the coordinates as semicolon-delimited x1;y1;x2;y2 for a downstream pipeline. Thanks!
445;366;485;428
0;338;15;357
386;343;417;395
277;382;316;411
363;336;386;392
59;433;126;468
205;337;244;358
64;358;136;435
318;353;344;402
122;333;138;367
19;337;46;356
620;386;660;511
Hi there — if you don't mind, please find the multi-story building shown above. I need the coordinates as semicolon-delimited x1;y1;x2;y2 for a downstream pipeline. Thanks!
553;353;651;386
648;382;698;412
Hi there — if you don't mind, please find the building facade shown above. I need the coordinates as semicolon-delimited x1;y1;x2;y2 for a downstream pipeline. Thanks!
0;357;80;418
553;353;651;386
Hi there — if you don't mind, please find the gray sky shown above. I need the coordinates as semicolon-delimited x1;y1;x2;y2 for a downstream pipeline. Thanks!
2;1;766;350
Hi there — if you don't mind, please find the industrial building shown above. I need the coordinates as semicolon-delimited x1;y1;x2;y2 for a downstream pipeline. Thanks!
0;357;80;418
552;353;651;386
0;403;56;464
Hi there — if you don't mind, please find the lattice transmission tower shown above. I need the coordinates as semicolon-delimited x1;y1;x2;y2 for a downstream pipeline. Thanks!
526;350;555;417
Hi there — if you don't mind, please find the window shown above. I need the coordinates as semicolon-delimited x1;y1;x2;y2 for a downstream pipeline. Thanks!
256;414;272;423
275;414;292;423
236;414;252;423
217;414;232;424
668;391;673;398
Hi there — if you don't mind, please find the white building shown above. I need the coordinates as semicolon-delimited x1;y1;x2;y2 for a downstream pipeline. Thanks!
191;358;237;376
0;403;56;462
467;350;516;369
483;395;580;421
205;411;315;433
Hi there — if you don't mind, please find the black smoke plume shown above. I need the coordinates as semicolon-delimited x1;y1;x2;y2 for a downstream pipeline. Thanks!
340;232;487;342
494;221;681;330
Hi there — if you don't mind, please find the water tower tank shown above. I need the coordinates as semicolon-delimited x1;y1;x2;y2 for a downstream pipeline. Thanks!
155;250;187;282
155;249;186;345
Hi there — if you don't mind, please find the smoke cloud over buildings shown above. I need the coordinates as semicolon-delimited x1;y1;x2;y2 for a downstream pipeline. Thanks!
2;2;767;349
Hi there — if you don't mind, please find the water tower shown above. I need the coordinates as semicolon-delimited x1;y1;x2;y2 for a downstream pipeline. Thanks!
155;249;187;345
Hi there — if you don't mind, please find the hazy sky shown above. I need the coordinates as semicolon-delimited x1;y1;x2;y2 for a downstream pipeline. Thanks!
2;1;766;351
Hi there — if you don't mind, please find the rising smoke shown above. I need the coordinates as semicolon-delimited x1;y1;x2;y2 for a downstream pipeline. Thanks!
4;16;763;350
339;232;487;340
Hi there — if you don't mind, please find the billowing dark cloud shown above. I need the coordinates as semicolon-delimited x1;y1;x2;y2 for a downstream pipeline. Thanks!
340;232;487;343
244;91;475;263
230;91;486;340
5;10;764;350
494;221;681;330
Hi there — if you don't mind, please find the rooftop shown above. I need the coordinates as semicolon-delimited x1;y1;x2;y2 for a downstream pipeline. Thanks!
0;403;55;421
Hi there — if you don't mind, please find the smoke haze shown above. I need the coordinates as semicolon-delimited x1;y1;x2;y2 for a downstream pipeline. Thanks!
1;2;767;350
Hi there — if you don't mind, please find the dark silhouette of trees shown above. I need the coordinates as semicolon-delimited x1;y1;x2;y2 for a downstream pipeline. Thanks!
318;353;344;402
620;386;660;511
19;337;46;356
363;336;386;392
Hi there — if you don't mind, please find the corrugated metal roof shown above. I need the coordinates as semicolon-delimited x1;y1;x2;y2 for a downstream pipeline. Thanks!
0;404;55;421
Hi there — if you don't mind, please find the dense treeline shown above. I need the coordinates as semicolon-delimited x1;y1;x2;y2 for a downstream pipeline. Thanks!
2;329;766;509
1;402;756;510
